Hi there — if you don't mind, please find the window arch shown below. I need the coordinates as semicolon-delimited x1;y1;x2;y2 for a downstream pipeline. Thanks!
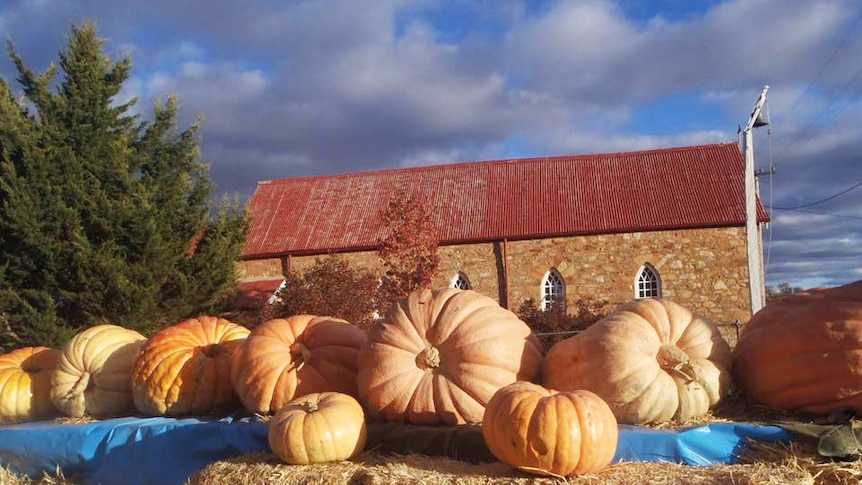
635;263;661;299
450;271;472;290
540;268;565;311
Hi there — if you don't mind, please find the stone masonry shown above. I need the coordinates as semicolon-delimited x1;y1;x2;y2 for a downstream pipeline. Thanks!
238;225;753;336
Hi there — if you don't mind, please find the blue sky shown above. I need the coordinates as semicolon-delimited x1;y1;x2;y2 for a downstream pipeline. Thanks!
1;0;860;290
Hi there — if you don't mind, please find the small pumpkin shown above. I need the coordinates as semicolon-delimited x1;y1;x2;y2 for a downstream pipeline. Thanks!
734;280;862;414
0;346;60;422
268;391;367;464
232;314;368;415
482;381;618;477
131;316;250;417
357;288;543;425
51;324;147;418
542;298;733;424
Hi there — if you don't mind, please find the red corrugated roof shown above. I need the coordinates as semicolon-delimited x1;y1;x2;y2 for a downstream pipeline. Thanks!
243;142;769;259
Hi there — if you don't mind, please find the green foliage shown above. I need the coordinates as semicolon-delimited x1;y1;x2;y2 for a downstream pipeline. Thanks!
375;188;440;314
266;256;378;330
0;23;249;348
516;297;609;352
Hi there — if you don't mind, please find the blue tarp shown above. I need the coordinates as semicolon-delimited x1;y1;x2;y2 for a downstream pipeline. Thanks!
0;417;794;485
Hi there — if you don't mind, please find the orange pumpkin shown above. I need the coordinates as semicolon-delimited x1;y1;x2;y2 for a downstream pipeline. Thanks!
357;288;543;425
734;280;862;414
232;314;368;415
131;316;250;417
482;381;618;477
268;391;367;464
543;298;733;424
0;346;60;422
51;324;147;418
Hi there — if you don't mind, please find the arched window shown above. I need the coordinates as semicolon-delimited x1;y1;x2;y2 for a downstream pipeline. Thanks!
635;263;661;299
541;268;565;311
450;271;472;290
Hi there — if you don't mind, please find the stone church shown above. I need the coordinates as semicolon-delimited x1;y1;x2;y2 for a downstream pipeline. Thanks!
236;142;767;327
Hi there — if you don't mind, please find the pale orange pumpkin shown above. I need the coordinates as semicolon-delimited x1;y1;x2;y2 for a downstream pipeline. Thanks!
268;391;367;464
131;316;250;417
482;381;618;477
734;280;862;414
51;324;147;418
357;288;543;425
0;346;60;422
542;298;732;425
232;314;368;415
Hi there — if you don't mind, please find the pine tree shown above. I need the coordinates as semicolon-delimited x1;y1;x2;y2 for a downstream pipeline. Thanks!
0;23;249;349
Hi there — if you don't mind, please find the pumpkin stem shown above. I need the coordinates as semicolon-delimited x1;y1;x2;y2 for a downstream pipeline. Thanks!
289;342;312;370
656;344;699;384
201;344;222;358
65;371;92;399
415;346;441;372
302;400;319;413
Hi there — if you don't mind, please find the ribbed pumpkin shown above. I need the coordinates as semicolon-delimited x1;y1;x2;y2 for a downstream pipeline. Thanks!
482;381;618;477
51;324;147;418
232;314;368;415
131;316;250;417
543;298;733;424
268;391;367;464
357;288;543;425
0;346;60;422
734;280;862;414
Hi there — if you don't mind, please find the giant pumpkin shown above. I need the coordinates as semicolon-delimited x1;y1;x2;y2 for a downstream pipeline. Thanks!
357;288;543;425
232;314;368;415
482;381;618;477
51;324;147;418
543;298;732;425
0;346;60;422
734;280;862;414
132;316;250;417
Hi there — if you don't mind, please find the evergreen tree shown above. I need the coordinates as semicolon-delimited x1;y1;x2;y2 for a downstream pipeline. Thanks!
0;23;249;349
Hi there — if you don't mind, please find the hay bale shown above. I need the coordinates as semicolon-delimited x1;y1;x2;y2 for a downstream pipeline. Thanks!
187;438;862;485
0;466;74;485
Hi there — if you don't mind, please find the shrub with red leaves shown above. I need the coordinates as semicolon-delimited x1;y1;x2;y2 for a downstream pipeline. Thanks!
516;297;610;352
266;256;378;330
375;188;440;315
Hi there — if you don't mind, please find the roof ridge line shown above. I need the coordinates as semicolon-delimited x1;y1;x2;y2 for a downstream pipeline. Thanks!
256;141;738;185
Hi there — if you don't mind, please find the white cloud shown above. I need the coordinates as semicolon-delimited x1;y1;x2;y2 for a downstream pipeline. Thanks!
2;0;861;287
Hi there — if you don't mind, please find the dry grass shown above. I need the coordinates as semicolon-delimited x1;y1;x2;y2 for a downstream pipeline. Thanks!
185;391;862;485
185;440;862;485
0;466;75;485
3;392;862;485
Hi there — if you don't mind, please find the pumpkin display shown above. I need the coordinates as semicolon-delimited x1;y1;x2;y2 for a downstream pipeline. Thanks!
734;280;862;414
268;391;367;464
131;316;250;417
232;314;368;415
542;298;732;425
0;346;60;422
51;324;147;418
357;288;543;425
482;381;618;477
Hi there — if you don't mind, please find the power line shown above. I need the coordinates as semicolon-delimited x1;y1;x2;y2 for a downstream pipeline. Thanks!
769;180;862;210
771;206;862;221
780;9;862;125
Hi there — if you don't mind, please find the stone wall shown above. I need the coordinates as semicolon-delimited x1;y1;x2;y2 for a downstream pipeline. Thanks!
238;226;753;330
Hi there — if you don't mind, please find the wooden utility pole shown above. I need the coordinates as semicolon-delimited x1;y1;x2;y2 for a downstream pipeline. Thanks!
743;85;769;315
